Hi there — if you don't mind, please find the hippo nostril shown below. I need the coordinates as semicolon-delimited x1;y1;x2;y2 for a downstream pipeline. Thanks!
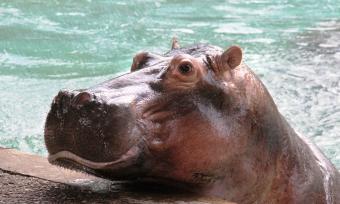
71;92;93;107
53;90;72;105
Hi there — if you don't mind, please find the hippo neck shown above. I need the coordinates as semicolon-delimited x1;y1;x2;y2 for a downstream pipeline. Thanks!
235;78;333;203
204;68;336;203
255;89;339;203
270;117;340;203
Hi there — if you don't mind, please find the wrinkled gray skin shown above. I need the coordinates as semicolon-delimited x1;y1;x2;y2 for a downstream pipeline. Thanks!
45;41;340;204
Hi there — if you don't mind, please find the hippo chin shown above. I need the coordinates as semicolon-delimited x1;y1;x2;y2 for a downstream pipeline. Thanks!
44;39;340;203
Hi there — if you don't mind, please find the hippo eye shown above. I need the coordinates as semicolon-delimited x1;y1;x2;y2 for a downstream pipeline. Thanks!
178;63;193;75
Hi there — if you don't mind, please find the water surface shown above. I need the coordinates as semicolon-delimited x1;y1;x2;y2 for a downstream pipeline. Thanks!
0;0;339;168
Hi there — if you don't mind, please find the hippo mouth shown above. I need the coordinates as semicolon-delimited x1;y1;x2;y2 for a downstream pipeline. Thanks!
48;145;144;179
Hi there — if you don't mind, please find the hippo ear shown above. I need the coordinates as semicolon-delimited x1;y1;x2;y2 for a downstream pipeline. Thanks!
221;46;242;70
131;52;150;72
171;37;180;49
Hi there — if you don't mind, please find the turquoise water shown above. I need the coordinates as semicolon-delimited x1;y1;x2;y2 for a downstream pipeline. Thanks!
0;0;339;168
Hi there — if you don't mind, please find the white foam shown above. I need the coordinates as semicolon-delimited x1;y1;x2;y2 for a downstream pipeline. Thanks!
214;23;263;34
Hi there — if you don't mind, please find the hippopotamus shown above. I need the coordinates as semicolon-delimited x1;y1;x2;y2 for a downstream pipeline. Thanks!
44;39;340;204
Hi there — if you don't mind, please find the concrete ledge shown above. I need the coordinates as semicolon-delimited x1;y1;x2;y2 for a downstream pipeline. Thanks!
0;147;234;203
0;147;100;184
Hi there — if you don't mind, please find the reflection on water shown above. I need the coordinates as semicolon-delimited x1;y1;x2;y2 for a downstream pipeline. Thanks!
0;0;339;168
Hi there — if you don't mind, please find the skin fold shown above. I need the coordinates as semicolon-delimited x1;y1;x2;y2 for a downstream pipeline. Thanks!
45;39;340;204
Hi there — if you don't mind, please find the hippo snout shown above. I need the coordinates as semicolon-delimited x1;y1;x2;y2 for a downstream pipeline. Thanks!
44;88;141;167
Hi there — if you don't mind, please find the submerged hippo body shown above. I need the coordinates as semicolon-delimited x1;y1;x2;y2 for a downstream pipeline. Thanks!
45;39;340;203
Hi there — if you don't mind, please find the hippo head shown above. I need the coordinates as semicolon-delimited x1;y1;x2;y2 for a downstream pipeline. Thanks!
45;39;281;196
